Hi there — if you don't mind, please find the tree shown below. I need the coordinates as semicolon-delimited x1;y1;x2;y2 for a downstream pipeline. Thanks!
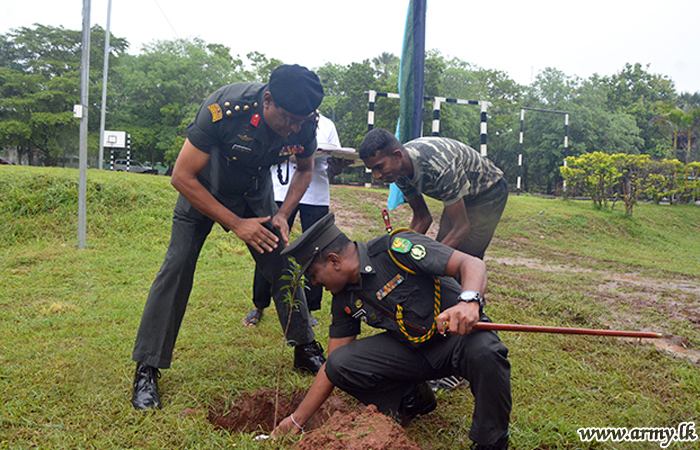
611;153;652;216
315;62;346;124
678;107;700;163
570;75;643;157
650;104;700;163
561;152;620;209
0;24;128;166
243;51;284;82
607;63;676;154
110;38;245;166
676;92;700;111
371;52;399;80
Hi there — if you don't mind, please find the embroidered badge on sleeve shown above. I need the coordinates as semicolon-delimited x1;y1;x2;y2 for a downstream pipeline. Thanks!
410;245;426;260
391;236;413;253
208;104;223;122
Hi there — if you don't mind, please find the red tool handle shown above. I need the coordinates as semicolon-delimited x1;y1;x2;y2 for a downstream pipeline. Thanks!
473;322;661;339
382;208;392;233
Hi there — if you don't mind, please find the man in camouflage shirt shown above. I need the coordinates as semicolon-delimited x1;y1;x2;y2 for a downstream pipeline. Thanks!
359;129;508;259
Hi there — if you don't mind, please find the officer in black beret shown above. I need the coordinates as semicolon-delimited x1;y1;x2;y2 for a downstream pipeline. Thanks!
131;64;327;410
274;213;512;450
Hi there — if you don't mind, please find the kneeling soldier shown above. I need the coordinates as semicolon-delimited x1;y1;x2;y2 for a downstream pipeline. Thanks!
273;213;511;450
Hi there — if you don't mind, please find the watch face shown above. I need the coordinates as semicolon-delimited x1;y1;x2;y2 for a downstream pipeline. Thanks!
460;290;479;301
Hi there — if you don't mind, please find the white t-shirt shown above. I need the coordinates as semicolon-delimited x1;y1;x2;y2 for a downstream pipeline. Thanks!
272;114;340;206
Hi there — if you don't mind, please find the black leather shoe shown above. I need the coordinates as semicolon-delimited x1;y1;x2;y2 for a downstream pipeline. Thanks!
396;382;437;426
131;362;162;410
293;341;326;374
471;433;509;450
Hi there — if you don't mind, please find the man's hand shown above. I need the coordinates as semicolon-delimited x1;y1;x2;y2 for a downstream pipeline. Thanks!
232;216;279;254
437;200;470;248
327;157;353;176
271;213;291;246
273;415;303;435
437;301;480;336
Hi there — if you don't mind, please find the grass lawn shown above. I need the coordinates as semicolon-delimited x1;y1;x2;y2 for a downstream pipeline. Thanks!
1;166;698;449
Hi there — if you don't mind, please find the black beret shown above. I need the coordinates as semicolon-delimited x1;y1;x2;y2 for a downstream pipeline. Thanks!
268;64;324;116
281;213;341;272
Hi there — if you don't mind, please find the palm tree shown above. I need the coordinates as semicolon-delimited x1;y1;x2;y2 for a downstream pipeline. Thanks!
679;107;700;163
371;52;399;79
650;104;684;158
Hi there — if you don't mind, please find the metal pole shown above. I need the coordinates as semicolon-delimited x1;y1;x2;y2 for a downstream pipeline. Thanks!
431;97;441;136
480;102;488;157
517;108;524;195
367;90;376;132
78;0;91;249
98;0;112;170
563;113;570;193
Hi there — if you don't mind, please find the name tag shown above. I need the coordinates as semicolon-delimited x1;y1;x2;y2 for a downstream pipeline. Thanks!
232;144;252;153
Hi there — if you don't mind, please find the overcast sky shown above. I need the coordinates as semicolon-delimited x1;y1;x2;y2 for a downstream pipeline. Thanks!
2;0;699;94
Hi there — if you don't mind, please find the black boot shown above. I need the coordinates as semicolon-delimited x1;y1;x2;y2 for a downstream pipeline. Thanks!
293;341;326;374
131;362;162;410
471;433;509;450
395;382;437;426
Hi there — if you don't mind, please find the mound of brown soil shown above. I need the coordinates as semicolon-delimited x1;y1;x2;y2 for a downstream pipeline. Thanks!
294;404;421;450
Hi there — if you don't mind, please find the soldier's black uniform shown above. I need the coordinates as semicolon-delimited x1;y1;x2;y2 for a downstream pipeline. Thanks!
132;82;318;369
325;231;511;445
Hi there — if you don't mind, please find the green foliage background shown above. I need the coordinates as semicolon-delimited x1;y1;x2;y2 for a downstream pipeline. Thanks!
2;25;700;194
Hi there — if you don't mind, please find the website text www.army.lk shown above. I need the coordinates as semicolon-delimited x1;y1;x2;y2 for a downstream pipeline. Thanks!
577;422;697;448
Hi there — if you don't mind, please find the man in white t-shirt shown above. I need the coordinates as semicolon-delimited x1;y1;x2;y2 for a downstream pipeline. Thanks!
243;114;342;327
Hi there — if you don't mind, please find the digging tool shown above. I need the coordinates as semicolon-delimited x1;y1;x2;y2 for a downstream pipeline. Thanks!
379;209;661;340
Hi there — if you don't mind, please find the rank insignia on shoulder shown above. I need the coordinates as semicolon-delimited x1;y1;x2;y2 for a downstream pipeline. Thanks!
208;103;223;122
250;113;260;127
410;244;426;260
391;236;412;253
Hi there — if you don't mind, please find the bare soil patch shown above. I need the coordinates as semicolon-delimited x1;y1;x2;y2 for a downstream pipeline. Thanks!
488;254;700;364
207;388;421;449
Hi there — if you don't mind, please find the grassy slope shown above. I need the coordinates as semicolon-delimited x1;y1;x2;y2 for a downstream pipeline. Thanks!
0;166;698;449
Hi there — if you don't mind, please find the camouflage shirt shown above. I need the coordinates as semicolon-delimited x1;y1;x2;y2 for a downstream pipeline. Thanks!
395;137;504;206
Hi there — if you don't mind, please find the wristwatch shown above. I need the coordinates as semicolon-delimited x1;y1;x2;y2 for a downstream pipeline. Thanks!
458;290;485;311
